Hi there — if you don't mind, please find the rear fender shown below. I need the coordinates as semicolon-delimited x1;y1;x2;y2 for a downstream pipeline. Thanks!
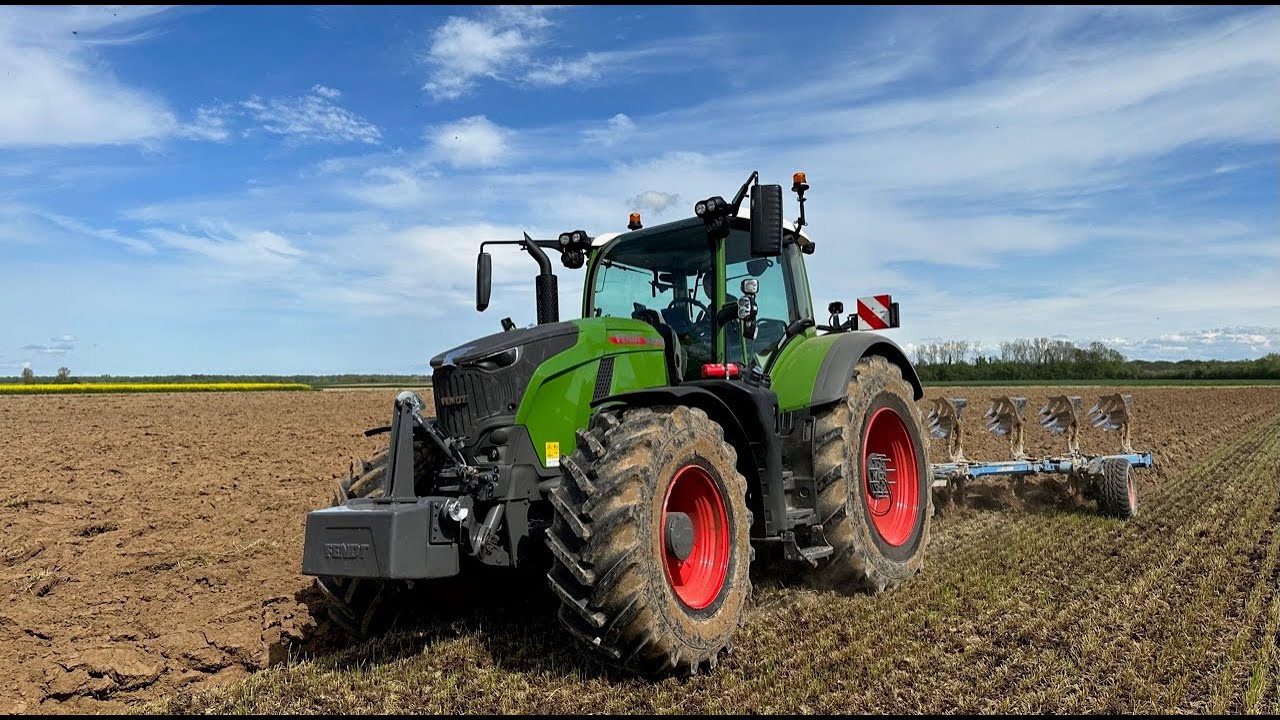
811;333;923;406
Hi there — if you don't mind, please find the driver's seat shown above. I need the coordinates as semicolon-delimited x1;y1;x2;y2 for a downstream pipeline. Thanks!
632;305;685;383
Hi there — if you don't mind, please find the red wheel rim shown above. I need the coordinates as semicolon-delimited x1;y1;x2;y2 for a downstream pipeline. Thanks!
1127;473;1136;511
863;407;921;547
661;464;730;610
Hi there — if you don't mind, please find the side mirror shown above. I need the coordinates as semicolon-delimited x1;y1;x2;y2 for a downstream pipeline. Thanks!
746;258;772;277
476;252;492;312
750;184;783;257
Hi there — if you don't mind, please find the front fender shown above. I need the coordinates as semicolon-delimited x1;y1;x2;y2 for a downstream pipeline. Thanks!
590;386;754;461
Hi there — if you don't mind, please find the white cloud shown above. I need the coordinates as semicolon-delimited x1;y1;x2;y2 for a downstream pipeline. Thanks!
241;86;381;144
420;7;728;100
348;167;434;209
628;190;680;215
430;116;510;168
1104;326;1280;361
524;56;601;86
582;113;636;146
0;6;180;146
421;9;552;100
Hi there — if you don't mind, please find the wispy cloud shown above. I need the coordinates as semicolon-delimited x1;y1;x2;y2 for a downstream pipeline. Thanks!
37;210;155;254
420;7;730;100
0;6;180;146
179;102;235;142
241;85;381;145
144;220;306;275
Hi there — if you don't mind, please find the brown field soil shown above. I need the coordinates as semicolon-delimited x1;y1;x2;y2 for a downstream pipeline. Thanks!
0;386;1276;714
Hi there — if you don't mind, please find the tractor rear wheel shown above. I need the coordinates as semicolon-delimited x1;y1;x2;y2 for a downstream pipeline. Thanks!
314;443;428;638
547;405;752;675
1097;457;1137;519
810;356;932;593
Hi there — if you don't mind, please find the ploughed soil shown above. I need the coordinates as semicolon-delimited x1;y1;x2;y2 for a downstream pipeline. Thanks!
0;386;1275;713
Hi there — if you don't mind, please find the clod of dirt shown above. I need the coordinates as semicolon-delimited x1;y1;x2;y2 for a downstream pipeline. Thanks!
155;631;227;673
2;542;45;567
77;521;119;538
44;647;164;700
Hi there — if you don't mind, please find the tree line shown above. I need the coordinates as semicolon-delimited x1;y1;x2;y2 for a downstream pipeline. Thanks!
912;338;1280;381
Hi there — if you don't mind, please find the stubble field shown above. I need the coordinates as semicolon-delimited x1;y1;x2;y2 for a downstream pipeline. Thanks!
1;385;1276;714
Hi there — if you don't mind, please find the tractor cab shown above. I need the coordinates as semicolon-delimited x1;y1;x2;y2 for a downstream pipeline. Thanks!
584;215;814;383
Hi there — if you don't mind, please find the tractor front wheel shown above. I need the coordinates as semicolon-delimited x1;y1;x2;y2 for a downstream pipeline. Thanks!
809;356;932;593
547;405;752;675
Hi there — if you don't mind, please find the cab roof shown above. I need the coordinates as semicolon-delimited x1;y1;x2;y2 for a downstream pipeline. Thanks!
591;203;811;248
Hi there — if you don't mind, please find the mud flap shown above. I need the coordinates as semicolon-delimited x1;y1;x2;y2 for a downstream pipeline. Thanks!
301;498;460;579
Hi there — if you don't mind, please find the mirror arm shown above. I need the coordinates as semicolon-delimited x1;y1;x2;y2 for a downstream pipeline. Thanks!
729;170;759;215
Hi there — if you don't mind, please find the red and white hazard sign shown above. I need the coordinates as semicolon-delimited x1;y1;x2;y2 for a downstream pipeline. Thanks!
857;294;893;330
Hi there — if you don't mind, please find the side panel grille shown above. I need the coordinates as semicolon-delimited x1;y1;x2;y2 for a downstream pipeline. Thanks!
593;356;616;402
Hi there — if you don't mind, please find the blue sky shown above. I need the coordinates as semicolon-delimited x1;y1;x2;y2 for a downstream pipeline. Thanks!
2;5;1277;375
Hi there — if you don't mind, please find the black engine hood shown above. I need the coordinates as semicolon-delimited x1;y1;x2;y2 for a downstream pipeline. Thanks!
429;320;579;369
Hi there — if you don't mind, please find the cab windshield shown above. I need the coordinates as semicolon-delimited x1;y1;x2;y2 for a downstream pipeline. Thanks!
588;221;716;378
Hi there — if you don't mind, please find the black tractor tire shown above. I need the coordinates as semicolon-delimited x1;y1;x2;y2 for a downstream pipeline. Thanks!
315;442;429;638
547;405;753;675
809;356;932;593
1097;457;1137;519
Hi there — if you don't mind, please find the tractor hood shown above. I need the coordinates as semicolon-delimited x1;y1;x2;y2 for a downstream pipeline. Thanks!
429;320;579;370
428;320;581;441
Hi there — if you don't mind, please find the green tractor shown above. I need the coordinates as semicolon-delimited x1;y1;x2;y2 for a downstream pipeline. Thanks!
302;171;931;674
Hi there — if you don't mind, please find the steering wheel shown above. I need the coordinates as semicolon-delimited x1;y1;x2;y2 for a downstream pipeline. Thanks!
666;297;708;321
754;318;787;346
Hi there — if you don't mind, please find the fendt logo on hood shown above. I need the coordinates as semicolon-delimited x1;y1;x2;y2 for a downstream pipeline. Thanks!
438;396;468;407
324;543;371;560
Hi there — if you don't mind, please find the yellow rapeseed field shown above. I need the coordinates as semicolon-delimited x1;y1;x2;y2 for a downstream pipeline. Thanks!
0;383;312;394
